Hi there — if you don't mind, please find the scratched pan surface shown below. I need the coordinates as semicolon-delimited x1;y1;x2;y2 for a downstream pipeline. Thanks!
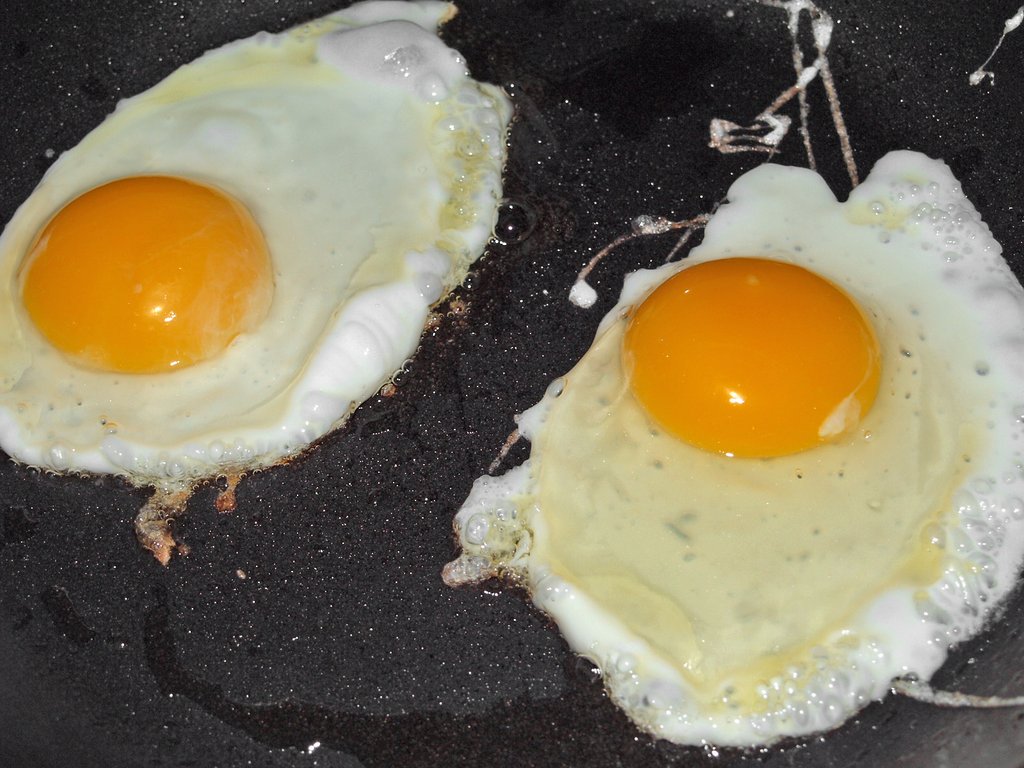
2;0;1024;766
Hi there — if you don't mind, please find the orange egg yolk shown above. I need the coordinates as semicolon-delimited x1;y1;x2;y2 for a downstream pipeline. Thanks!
20;175;274;374
623;257;881;458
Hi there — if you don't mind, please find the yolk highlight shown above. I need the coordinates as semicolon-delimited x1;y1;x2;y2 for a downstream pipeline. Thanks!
20;175;274;374
623;257;881;458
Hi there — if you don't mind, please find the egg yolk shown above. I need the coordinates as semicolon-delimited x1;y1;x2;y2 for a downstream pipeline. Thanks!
623;257;881;458
19;175;274;374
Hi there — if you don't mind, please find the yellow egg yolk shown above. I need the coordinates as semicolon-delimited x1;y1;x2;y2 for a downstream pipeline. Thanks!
20;175;274;374
623;257;881;458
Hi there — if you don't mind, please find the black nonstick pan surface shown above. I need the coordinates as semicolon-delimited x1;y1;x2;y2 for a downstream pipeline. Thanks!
2;1;1024;766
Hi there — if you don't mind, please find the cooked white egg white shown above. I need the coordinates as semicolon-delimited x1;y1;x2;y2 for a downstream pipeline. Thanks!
0;1;511;487
446;151;1024;745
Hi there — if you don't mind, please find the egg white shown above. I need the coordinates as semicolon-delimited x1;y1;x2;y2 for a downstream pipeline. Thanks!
446;151;1024;745
0;1;511;486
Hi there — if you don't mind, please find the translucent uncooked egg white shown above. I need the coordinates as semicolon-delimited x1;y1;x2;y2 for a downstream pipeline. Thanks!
446;151;1024;746
0;1;511;486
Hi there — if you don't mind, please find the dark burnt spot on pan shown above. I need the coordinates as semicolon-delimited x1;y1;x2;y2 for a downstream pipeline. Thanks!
7;39;30;63
11;604;33;632
0;504;39;550
40;585;97;647
78;73;111;103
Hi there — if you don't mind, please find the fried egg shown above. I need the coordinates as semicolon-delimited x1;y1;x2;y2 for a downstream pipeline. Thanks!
0;2;511;488
445;151;1024;745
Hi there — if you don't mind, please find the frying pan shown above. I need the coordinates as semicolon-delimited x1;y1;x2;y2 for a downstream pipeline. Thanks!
2;1;1023;766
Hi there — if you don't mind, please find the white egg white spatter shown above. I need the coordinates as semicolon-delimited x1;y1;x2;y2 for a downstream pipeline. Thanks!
445;151;1024;745
0;1;511;555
